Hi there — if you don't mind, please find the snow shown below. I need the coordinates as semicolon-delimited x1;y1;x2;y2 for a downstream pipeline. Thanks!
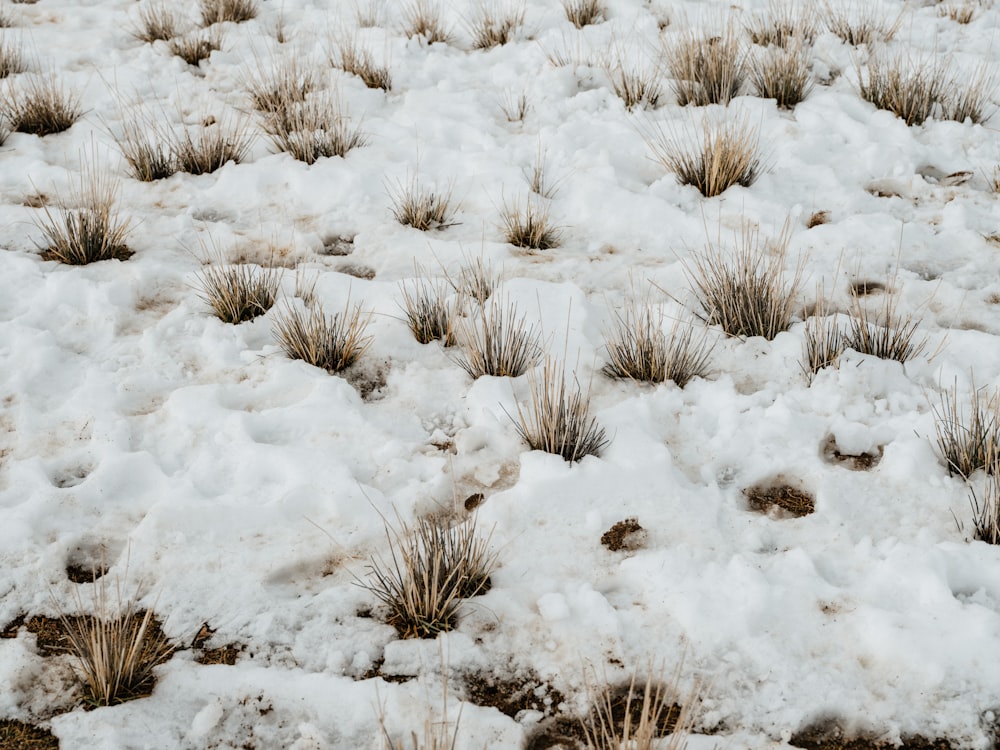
2;0;1000;747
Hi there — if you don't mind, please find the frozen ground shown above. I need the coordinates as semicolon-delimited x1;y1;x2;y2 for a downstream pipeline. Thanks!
1;0;1000;748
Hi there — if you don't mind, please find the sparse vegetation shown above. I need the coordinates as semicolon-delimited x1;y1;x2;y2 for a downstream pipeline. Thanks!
498;88;528;122
856;49;948;127
197;262;280;324
172;115;252;174
645;113;766;198
263;91;367;164
665;26;746;107
58;578;174;707
563;0;603;28
245;53;318;115
499;195;560;250
603;298;713;386
273;299;373;373
941;63;994;125
35;164;133;265
169;27;224;65
604;54;663;111
456;298;541;378
0;34;25;78
2;72;82;136
389;177;457;231
0;720;59;750
932;380;1000;479
359;514;497;638
685;223;801;340
399;270;461;345
968;469;1000;544
524;147;559;198
446;254;502;306
401;0;452;44
131;1;180;43
511;356;609;463
469;0;524;49
745;0;818;47
332;36;392;90
940;1;977;24
199;0;258;26
823;1;901;46
802;305;845;382
843;285;927;363
749;40;812;108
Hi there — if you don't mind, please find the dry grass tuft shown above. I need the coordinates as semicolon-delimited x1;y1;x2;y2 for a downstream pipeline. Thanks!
604;52;663;111
0;34;25;78
801;288;845;381
173;114;252;174
273;298;373;373
499;195;560;250
686;223;801;340
582;663;698;750
823;1;901;46
968;470;1000;544
112;110;172;181
749;40;812;108
511;356;609;463
36;165;133;265
498;88;528;123
469;0;524;49
603;298;712;387
354;0;383;28
0;9;14;28
843;285;927;363
58;578;174;707
359;514;497;639
2;72;82;136
932;380;1000;479
941;63;994;125
856;49;948;127
401;0;453;44
988;165;1000;193
665;26;746;107
245;54;318;116
389;177;458;231
456;298;541;378
198;262;280;324
745;0;818;46
563;0;603;28
524;147;560;198
131;1;180;43
645;113;766;198
264;90;367;164
446;254;502;306
399;270;461;345
940;2;977;24
199;0;257;26
169;27;224;65
332;36;392;90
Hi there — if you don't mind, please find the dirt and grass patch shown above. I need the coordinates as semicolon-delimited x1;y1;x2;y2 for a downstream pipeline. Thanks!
744;482;815;517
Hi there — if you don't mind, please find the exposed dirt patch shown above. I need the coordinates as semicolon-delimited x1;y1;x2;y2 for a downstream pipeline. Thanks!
464;492;485;511
807;210;830;228
744;482;815;518
192;622;245;666
851;280;887;296
821;436;883;471
345;358;389;401
2;612;171;665
460;668;566;720
22;193;50;208
0;719;59;750
790;720;955;749
337;263;375;280
358;656;417;683
600;518;646;552
65;562;107;584
321;235;354;256
524;716;585;750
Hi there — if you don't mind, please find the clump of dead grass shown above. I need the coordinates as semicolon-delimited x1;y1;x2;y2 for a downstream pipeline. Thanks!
332;36;392;90
856;49;948;127
665;26;746;107
245;53;318;116
273;298;373;373
469;0;524;49
359;514;497;638
446;254;502;306
499;195;560;250
603;298;713;387
604;51;663;111
749;40;812;108
801;289;845;381
0;34;26;78
199;0;257;26
401;0;453;44
940;2;977;24
399;269;461;345
645;113;767;198
2;72;82;136
197;262;280;324
745;0;818;47
58;577;174;707
563;0;604;28
169;27;224;65
35;164;133;265
389;177;457;231
131;1;180;43
932;380;1000;479
968;469;1000;544
456;298;542;378
940;63;994;124
823;1;901;46
685;223;801;340
843;285;927;363
263;90;366;164
172;114;252;174
511;356;609;463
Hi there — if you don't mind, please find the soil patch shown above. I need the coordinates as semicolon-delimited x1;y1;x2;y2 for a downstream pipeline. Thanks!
600;518;646;552
744;483;815;517
0;719;59;750
461;669;566;720
821;436;883;471
790;721;955;750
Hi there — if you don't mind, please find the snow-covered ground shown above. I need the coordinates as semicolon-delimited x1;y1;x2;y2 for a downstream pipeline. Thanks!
2;0;1000;747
